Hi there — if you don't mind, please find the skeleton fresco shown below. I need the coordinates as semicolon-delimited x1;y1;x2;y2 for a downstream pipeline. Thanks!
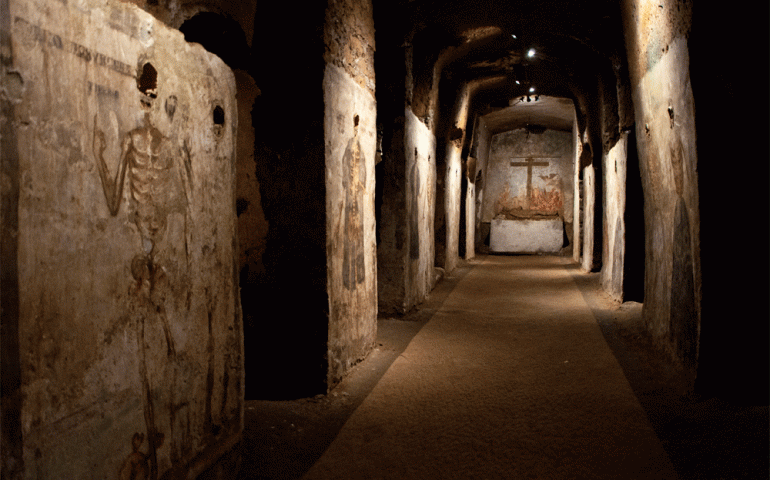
92;103;192;347
5;3;241;476
93;84;193;477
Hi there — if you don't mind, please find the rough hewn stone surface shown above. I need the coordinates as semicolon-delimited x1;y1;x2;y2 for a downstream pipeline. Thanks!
376;111;407;315
582;163;596;272
572;120;583;264
324;0;377;389
376;24;440;317
464;162;476;260
324;64;378;388
471;117;491;252
124;0;258;49
443;82;470;273
2;0;241;477
404;108;437;312
601;131;629;301
324;0;376;97
621;0;700;375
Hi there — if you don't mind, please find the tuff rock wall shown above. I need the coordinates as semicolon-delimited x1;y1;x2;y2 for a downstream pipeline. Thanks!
471;116;491;253
404;108;438;311
378;30;439;315
621;0;700;376
1;0;241;477
323;0;378;388
601;131;629;301
572;120;582;264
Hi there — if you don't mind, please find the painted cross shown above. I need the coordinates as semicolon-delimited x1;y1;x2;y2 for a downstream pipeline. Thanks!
510;156;557;207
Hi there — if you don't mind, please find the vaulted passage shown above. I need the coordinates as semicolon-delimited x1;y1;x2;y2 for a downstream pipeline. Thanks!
2;0;768;478
238;256;768;479
305;255;678;479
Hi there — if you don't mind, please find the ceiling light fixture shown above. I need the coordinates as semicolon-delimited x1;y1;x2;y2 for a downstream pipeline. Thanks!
527;48;536;58
529;86;536;93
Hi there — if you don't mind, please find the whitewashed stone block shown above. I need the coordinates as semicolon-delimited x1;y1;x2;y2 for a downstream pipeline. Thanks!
490;218;563;253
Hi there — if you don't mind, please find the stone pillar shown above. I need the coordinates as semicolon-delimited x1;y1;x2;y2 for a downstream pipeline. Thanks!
404;107;437;311
376;111;407;316
465;157;476;260
582;163;596;272
323;0;378;389
621;0;701;386
400;36;439;313
572;120;582;264
601;131;628;301
2;1;241;477
444;82;471;273
473;117;492;253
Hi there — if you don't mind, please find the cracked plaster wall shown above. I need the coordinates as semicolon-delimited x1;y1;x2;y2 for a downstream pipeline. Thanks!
601;131;629;302
572;120;582;264
324;0;378;388
482;129;573;225
1;1;241;477
403;108;438;312
472;116;491;252
621;0;700;374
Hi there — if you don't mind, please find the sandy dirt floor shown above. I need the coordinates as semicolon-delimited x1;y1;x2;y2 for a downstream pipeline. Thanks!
203;255;768;480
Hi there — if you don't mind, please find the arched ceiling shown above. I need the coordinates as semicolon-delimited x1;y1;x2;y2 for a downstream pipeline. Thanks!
481;95;576;134
382;0;626;132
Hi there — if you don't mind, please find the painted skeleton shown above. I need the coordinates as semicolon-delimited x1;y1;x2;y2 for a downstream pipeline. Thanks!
92;97;193;478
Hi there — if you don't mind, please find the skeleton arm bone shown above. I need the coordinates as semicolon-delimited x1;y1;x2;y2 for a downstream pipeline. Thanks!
93;115;131;216
178;138;194;208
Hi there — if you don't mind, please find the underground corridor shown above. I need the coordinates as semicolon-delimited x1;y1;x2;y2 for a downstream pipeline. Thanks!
234;255;769;480
1;0;768;479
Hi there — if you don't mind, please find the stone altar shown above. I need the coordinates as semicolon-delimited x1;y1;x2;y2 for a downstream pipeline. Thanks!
490;217;563;253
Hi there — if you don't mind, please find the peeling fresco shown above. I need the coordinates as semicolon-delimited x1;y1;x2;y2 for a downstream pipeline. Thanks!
494;184;563;218
482;129;573;224
404;109;437;311
6;1;241;477
324;57;377;389
341;126;367;290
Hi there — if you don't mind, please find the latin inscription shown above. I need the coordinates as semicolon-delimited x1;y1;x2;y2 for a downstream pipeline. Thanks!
14;17;135;78
108;7;141;39
87;81;119;99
